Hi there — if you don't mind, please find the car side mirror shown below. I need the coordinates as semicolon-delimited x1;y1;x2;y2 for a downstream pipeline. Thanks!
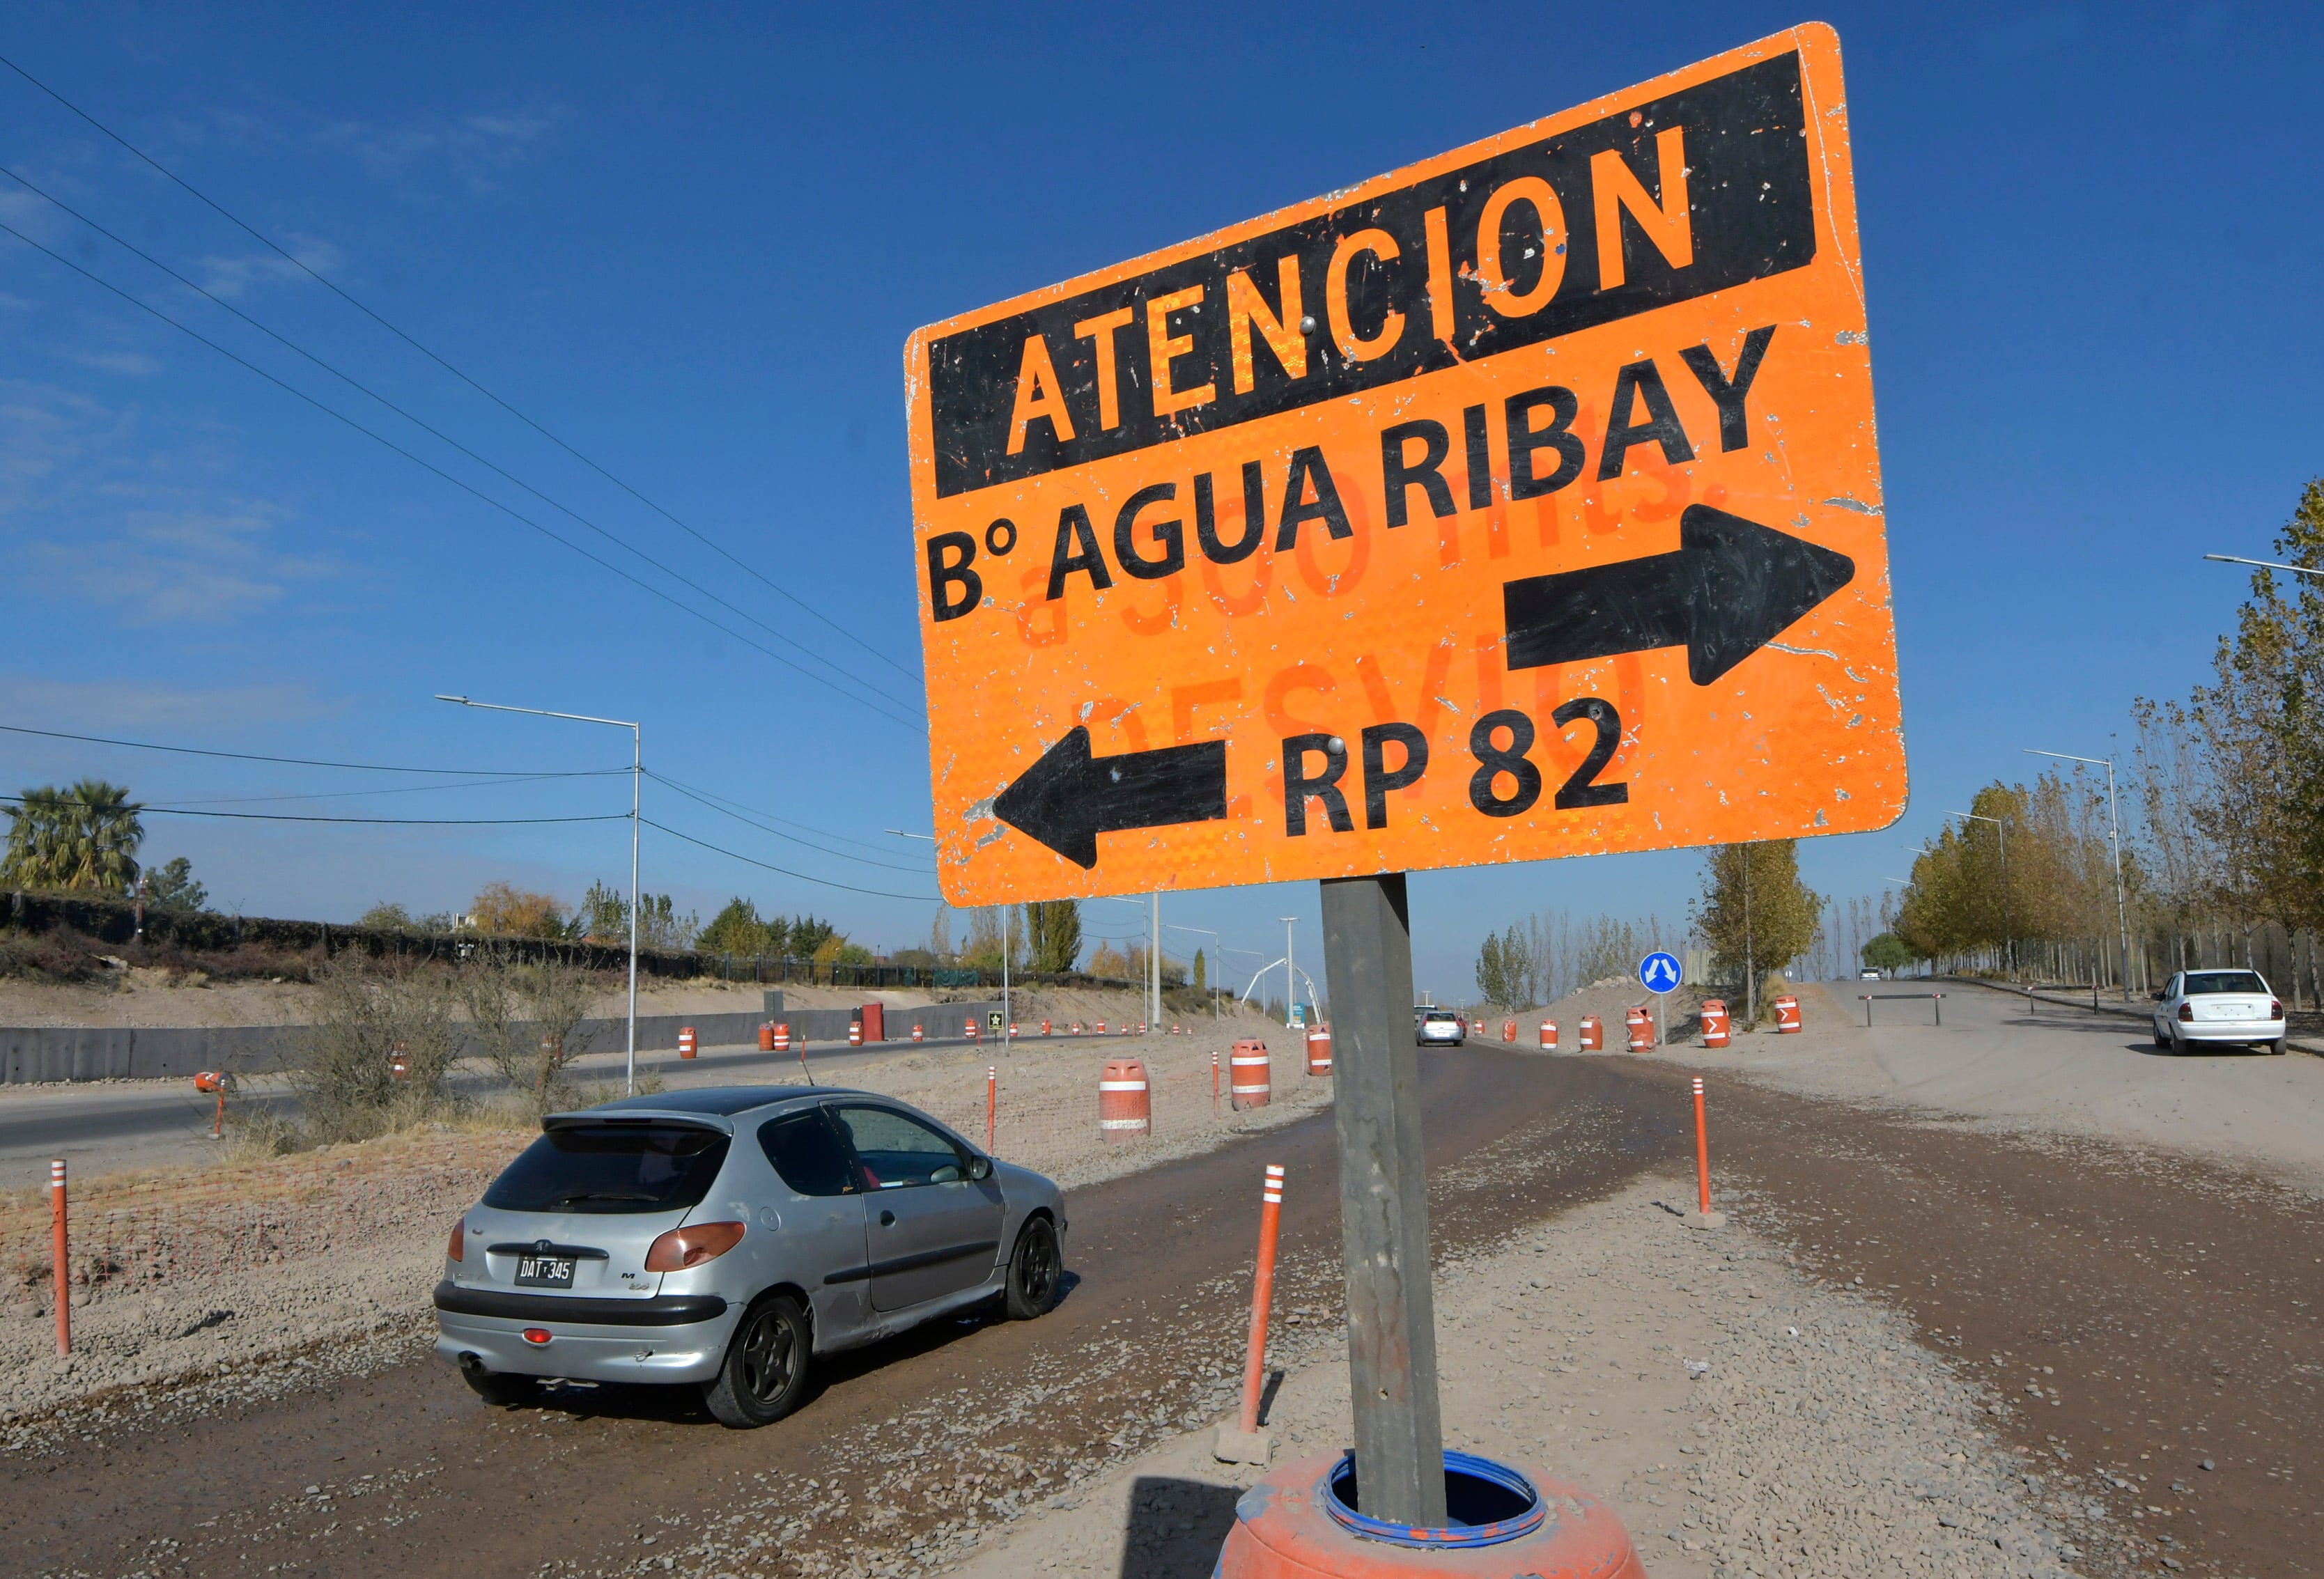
968;1156;993;1181
2151;990;2165;1001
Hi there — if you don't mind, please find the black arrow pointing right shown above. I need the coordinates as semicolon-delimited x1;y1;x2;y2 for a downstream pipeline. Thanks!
1503;504;1857;685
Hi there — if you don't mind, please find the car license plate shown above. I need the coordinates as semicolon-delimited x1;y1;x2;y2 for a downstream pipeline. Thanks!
516;1255;575;1289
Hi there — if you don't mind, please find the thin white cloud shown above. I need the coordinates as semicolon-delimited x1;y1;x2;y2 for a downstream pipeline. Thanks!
0;673;322;733
0;378;347;623
316;107;561;194
69;350;162;376
191;235;343;300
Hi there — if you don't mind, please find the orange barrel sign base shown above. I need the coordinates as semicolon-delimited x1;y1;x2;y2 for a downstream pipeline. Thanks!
1230;1039;1272;1110
1578;1014;1603;1052
1625;1007;1654;1052
1537;1020;1558;1052
1701;998;1730;1048
1305;1027;1332;1076
1216;1450;1646;1579
1776;994;1802;1033
758;1023;775;1052
678;1026;697;1060
1099;1057;1151;1142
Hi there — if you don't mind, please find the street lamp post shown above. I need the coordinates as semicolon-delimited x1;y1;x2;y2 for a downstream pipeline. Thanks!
438;695;642;1093
1945;809;2013;980
2203;553;2324;580
1280;916;1298;1029
2026;747;2133;1001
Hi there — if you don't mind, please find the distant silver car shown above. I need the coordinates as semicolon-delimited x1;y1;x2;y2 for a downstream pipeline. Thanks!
2152;970;2286;1055
1416;1008;1466;1046
433;1086;1065;1428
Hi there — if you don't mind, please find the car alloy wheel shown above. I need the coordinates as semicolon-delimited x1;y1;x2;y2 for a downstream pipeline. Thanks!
1006;1215;1061;1320
704;1293;810;1429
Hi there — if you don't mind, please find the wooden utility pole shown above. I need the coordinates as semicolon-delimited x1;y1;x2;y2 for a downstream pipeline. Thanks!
1318;872;1446;1525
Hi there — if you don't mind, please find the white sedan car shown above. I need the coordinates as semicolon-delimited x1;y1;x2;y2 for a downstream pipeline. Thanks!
2152;970;2286;1055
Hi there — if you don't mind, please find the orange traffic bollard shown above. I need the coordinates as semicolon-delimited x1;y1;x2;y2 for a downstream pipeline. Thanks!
194;1070;226;1137
1579;1013;1603;1051
1538;1020;1558;1052
1305;1026;1332;1076
50;1158;68;1357
1701;997;1730;1048
1776;993;1802;1033
1626;1006;1654;1052
987;1066;998;1156
1502;1018;1517;1043
1099;1057;1151;1142
1230;1039;1271;1110
679;1025;697;1060
1694;1076;1712;1215
759;1023;775;1052
1212;1050;1221;1113
1239;1163;1285;1436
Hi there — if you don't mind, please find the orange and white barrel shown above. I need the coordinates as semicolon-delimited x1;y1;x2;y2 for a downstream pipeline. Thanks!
1502;1018;1517;1043
1008;1022;1019;1039
1172;1022;1183;1035
773;1022;791;1053
758;1023;775;1052
1306;1027;1332;1076
1136;1020;1147;1036
1701;998;1729;1048
1230;1039;1272;1110
911;1022;924;1043
679;1026;697;1060
1041;1020;1053;1036
966;1018;979;1043
1538;1020;1558;1051
194;1070;225;1093
1776;994;1801;1034
1579;1014;1603;1052
848;1021;862;1048
1626;1006;1654;1052
1096;1020;1107;1035
1099;1057;1152;1142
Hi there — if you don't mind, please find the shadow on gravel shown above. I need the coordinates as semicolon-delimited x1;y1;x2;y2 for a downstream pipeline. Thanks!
495;1271;1090;1428
1116;1475;1242;1578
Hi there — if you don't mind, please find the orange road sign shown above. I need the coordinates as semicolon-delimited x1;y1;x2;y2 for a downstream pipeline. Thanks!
906;24;1903;903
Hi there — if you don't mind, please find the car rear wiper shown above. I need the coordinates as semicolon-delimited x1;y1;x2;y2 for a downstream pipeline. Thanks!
551;1190;659;1205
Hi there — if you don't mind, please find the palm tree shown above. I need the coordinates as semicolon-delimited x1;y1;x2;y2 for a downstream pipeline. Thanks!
3;780;144;893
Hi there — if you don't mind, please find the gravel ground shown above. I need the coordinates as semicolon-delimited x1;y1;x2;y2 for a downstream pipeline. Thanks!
941;1174;2076;1579
0;1026;1328;1435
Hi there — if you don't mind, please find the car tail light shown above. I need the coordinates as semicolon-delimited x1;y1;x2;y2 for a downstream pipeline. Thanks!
2178;1003;2193;1022
522;1328;552;1346
447;1218;466;1262
2272;1000;2284;1018
645;1221;745;1272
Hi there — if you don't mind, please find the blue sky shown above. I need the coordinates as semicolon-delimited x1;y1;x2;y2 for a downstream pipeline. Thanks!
1;2;2318;999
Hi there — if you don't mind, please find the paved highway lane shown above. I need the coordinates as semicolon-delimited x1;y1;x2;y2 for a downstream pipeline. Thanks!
0;1030;1044;1187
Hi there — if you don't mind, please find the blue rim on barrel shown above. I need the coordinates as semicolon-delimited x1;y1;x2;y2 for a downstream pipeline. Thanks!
1317;1449;1549;1548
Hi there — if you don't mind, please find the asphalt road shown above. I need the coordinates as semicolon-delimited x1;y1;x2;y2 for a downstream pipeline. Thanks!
0;1032;1012;1188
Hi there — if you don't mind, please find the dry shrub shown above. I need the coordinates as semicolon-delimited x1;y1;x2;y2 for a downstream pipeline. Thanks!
285;955;463;1144
458;947;602;1117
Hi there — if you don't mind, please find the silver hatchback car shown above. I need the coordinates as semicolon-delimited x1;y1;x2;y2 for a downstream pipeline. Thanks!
433;1086;1066;1427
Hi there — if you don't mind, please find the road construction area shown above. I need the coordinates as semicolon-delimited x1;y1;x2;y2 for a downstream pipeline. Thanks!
4;987;2321;1579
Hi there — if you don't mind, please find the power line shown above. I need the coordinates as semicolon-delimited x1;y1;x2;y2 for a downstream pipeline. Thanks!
0;49;922;688
0;721;619;776
0;158;923;722
144;772;625;808
0;219;928;732
644;772;934;874
642;818;940;903
0;795;623;827
656;772;929;858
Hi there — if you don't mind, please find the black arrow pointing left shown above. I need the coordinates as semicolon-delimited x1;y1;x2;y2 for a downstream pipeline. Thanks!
993;726;1227;869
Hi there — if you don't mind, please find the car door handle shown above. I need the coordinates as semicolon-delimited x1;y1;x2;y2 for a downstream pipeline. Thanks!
879;1210;896;1227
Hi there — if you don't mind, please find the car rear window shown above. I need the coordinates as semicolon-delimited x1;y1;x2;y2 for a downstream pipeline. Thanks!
2186;972;2267;996
1425;1011;1458;1022
483;1123;731;1214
